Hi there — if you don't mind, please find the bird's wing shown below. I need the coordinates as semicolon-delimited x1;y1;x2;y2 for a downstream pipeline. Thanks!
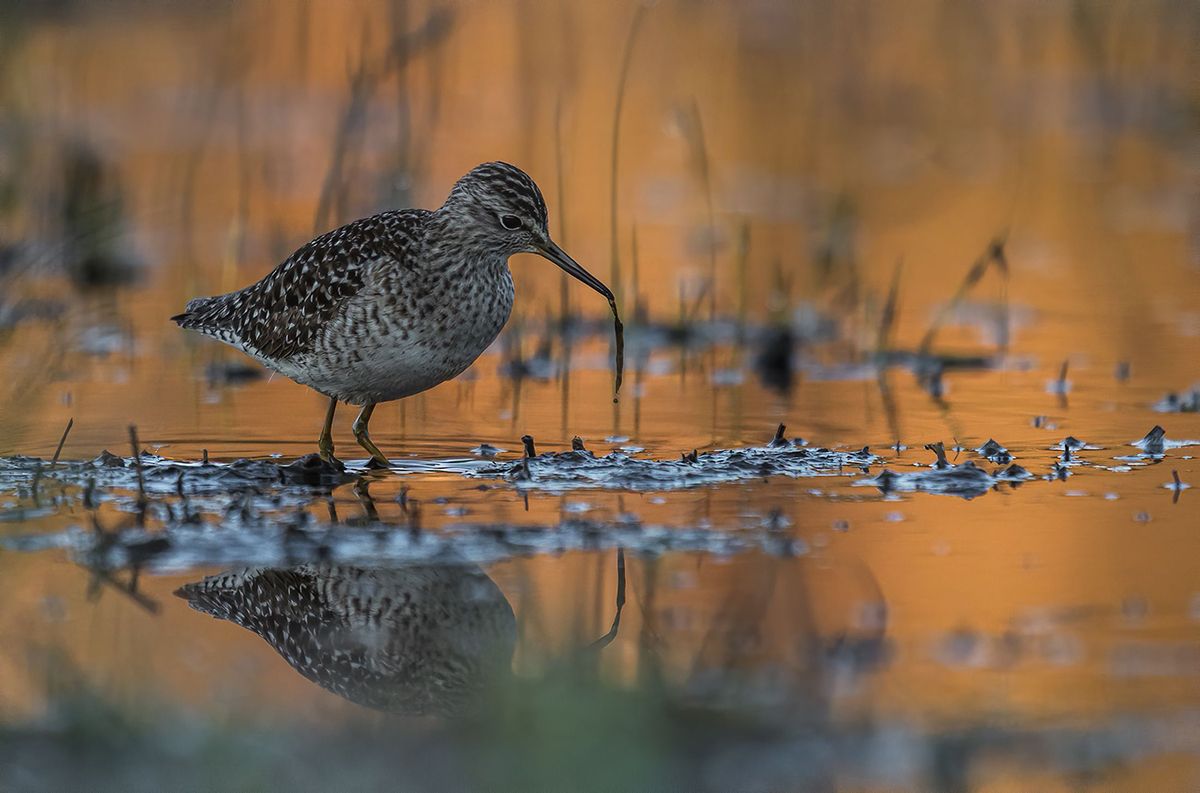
176;209;428;361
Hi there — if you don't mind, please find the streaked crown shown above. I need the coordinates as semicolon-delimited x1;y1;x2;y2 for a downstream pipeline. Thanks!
441;161;549;235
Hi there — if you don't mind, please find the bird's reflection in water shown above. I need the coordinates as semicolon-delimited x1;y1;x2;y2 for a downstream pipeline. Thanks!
175;546;885;741
175;564;518;717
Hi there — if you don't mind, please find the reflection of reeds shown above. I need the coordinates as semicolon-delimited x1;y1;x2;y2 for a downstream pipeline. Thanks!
630;224;641;317
679;98;718;320
0;321;66;455
917;236;1008;357
734;220;750;340
587;548;626;651
175;28;250;273
554;93;570;325
875;258;903;354
813;194;861;311
313;7;453;232
608;3;649;310
128;425;147;523
313;40;372;232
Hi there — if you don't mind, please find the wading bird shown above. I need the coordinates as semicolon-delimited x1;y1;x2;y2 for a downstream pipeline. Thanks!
173;162;614;468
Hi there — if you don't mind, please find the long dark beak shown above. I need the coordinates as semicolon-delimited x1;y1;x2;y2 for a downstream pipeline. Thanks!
536;239;614;300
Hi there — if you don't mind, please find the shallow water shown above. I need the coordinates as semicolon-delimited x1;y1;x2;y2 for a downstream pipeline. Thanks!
1;1;1198;790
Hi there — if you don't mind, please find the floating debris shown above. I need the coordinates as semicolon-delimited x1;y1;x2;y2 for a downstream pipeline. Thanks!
856;443;997;499
1054;436;1090;451
280;454;358;486
1046;462;1072;481
1131;425;1200;454
1154;386;1200;413
0;451;442;510
996;464;1034;481
976;439;1013;464
471;443;504;458
856;464;994;499
1112;426;1200;464
521;435;537;458
1164;470;1191;503
1133;426;1167;455
1046;360;1072;395
473;429;874;493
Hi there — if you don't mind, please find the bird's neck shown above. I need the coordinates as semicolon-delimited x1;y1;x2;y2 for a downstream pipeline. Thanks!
424;207;511;278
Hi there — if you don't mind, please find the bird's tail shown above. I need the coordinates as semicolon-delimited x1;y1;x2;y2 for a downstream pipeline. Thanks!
171;292;243;341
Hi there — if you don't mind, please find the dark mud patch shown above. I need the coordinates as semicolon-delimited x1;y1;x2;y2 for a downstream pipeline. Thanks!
471;429;875;492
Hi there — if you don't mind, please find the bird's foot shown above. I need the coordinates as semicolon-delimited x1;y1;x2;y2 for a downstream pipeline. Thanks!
317;451;346;472
280;452;352;486
352;431;391;470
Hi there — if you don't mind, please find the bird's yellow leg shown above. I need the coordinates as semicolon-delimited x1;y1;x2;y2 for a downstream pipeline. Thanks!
352;403;390;469
318;396;339;465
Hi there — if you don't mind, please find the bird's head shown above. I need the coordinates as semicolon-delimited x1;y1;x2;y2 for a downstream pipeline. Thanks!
441;161;613;300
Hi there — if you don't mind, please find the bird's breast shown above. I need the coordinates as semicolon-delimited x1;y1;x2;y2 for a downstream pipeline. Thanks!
410;262;514;357
309;263;514;403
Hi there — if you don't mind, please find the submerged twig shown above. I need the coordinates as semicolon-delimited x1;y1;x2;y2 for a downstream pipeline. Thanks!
51;417;74;469
770;423;787;447
924;442;951;469
1171;470;1186;504
128;425;147;520
609;295;625;403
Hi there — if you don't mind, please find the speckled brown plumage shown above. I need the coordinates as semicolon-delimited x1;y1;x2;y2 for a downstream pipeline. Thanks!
173;161;613;465
175;564;516;716
176;210;428;363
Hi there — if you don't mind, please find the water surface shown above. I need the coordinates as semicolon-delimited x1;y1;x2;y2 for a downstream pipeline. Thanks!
0;2;1198;790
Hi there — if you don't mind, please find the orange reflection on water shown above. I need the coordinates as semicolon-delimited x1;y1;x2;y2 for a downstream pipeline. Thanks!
0;1;1197;788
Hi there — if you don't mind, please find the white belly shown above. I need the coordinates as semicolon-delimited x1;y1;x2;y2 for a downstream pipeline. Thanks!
272;268;515;405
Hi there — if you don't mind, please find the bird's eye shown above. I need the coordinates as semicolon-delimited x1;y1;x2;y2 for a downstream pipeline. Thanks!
500;214;522;231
